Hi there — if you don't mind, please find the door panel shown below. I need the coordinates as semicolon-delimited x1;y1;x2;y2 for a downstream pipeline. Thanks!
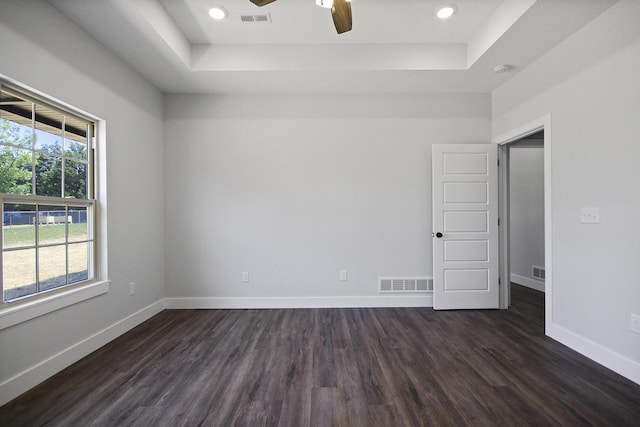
444;240;488;262
444;269;489;291
444;211;488;232
443;182;488;203
433;144;499;310
443;153;488;174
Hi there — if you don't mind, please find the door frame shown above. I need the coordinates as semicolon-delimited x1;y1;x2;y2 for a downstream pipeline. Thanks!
493;114;552;333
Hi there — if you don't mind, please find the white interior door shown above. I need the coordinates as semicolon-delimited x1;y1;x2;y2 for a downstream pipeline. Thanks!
432;144;499;310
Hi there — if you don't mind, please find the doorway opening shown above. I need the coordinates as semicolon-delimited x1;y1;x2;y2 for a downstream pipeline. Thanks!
495;114;552;334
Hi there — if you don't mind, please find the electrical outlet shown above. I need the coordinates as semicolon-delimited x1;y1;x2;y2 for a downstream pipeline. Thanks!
580;207;600;224
129;282;135;296
242;272;249;283
339;270;348;281
631;314;640;334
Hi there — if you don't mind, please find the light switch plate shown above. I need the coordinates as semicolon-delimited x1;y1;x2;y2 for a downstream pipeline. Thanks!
631;314;640;334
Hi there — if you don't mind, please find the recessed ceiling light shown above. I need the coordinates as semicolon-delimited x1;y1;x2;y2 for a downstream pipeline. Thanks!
208;6;228;20
436;4;457;20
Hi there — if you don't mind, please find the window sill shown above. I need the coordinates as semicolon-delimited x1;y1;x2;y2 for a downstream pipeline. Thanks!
0;280;110;331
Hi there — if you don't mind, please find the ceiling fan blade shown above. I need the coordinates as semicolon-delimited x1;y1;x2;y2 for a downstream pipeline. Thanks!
331;0;352;34
250;0;277;6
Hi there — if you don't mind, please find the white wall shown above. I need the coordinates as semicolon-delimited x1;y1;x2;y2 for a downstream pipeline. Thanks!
2;0;637;407
493;0;640;382
165;94;491;306
509;140;545;291
0;0;165;404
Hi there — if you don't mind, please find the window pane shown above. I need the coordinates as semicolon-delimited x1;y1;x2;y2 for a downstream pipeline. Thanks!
65;132;88;161
0;145;33;195
0;117;33;149
64;159;87;199
3;248;36;301
68;207;89;242
3;203;36;248
35;128;62;154
38;245;67;292
34;105;63;155
68;242;89;284
37;205;67;245
35;152;62;197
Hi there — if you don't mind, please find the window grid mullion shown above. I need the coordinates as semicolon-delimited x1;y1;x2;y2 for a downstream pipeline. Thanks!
31;102;36;196
61;115;66;198
35;203;41;294
65;205;69;286
3;239;94;252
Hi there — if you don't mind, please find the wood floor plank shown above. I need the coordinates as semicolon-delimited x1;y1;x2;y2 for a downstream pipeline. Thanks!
1;285;640;426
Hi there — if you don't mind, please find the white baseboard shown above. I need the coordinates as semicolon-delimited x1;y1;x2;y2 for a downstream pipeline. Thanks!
165;294;433;309
547;323;640;385
511;274;545;293
0;299;166;407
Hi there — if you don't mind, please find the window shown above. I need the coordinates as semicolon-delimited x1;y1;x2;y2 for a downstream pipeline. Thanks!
1;81;97;303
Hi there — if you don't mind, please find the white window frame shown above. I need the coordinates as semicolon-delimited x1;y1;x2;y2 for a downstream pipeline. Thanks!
0;77;109;330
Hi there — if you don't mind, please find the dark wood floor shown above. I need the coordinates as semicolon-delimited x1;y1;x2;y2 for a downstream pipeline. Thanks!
2;285;639;426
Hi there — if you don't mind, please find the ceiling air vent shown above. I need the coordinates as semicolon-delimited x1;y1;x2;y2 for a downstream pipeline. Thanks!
379;277;433;293
240;14;271;23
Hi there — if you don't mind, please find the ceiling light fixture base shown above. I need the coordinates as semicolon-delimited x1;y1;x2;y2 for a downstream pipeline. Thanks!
493;64;513;73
